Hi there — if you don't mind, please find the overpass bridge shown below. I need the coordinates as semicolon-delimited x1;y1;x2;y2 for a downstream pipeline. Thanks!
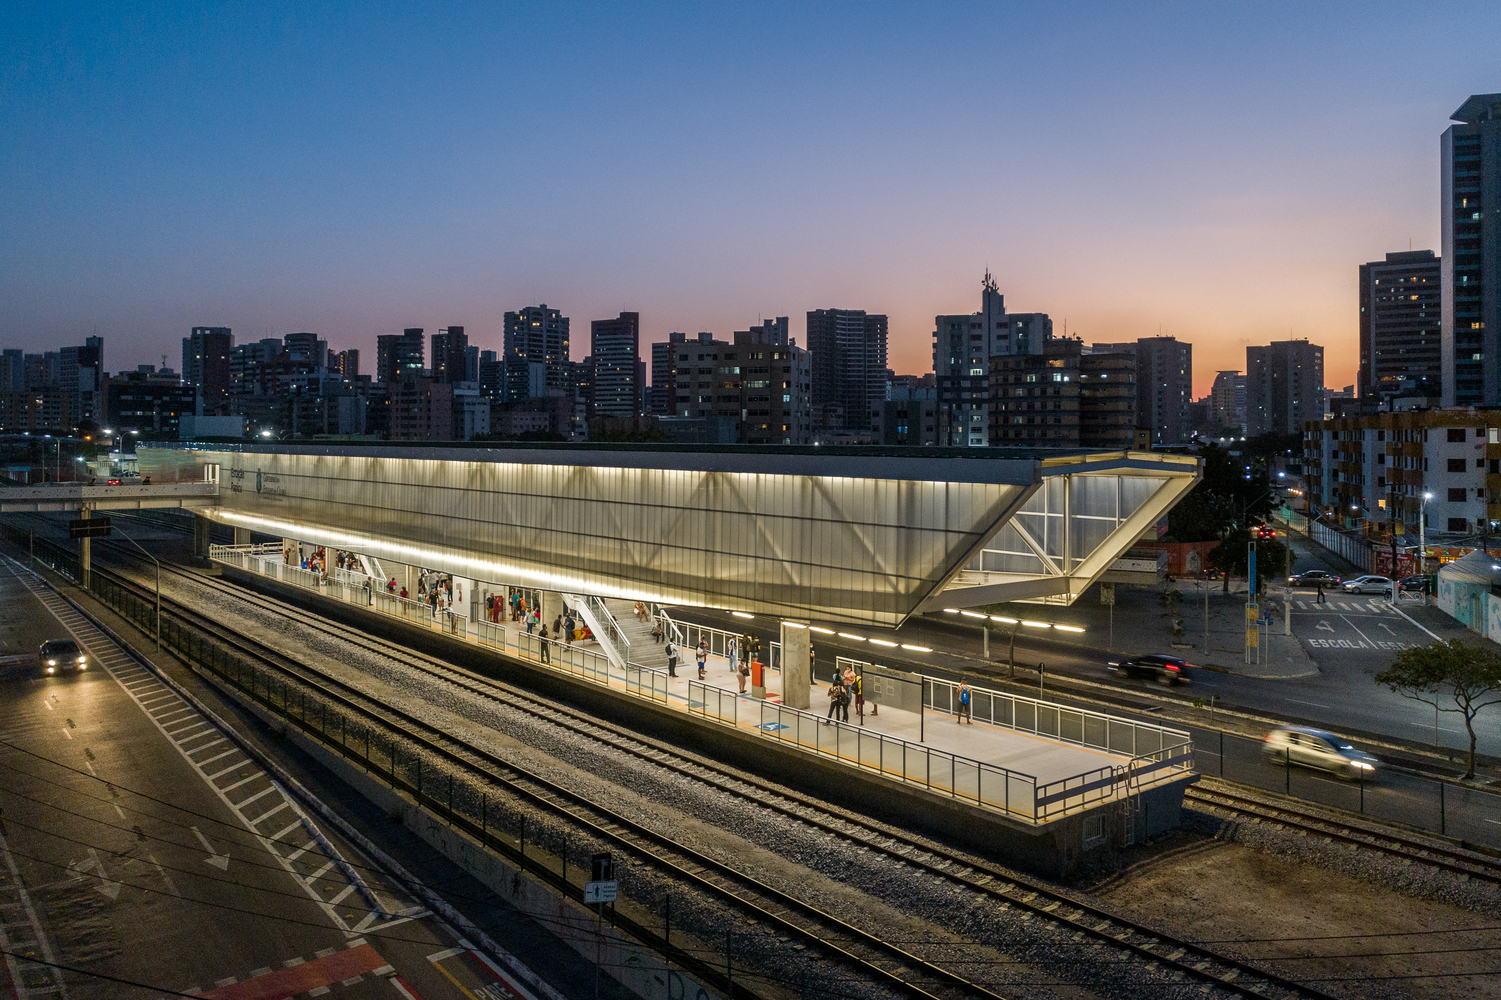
0;480;220;513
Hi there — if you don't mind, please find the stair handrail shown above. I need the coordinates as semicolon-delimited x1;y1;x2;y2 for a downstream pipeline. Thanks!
586;596;630;653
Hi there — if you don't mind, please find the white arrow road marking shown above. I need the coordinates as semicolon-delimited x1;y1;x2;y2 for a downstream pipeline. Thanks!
1379;623;1396;635
192;826;230;871
1316;620;1335;633
69;847;121;899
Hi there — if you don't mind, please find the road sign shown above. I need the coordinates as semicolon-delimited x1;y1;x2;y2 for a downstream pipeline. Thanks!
1245;602;1258;621
584;881;618;903
1246;627;1259;648
69;517;111;538
1100;583;1115;606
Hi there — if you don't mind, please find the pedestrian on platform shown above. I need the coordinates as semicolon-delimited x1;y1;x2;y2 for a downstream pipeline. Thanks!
399;585;408;600
553;614;563;636
740;635;751;670
825;675;845;725
727;635;737;665
526;609;537;635
852;671;864;723
737;654;749;694
665;640;679;677
387;577;396;593
539;626;551;663
750;636;762;667
696;640;708;679
957;681;972;724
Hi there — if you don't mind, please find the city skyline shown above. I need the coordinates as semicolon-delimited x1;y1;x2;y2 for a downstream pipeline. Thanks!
4;4;1501;396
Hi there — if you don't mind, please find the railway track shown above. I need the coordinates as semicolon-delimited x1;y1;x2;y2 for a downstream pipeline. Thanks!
82;556;1007;1000
74;547;1347;1000
1184;783;1501;885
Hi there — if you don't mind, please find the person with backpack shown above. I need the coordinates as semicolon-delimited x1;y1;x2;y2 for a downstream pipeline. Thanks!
957;680;972;724
665;639;679;678
696;639;708;680
825;675;846;725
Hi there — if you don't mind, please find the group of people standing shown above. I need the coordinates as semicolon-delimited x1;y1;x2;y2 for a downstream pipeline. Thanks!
824;663;873;724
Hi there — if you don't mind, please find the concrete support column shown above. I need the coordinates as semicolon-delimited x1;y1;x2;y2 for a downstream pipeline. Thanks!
540;590;565;635
79;508;91;590
780;621;811;710
193;513;212;557
233;526;251;545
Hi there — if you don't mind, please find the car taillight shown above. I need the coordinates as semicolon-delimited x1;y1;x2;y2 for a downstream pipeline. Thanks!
1166;664;1180;671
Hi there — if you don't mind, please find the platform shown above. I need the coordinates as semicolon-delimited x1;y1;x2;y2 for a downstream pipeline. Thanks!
212;544;1194;825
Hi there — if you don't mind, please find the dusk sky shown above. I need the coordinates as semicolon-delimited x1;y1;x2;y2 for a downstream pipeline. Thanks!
3;2;1498;396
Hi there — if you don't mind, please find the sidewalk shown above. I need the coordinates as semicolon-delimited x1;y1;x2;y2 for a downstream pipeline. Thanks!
983;582;1320;680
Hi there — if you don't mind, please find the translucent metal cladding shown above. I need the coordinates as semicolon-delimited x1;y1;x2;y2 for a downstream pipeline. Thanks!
940;458;1200;607
163;447;1040;626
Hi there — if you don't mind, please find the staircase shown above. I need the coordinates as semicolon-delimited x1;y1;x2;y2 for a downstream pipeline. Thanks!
602;598;672;672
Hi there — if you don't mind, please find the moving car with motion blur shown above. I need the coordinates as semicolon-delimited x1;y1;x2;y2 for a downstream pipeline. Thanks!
1340;574;1393;596
1255;524;1277;540
1287;570;1341;587
1106;654;1192;685
38;639;86;675
1262;727;1378;780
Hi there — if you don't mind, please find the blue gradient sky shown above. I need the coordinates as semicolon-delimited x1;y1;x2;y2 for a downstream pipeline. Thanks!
2;2;1497;394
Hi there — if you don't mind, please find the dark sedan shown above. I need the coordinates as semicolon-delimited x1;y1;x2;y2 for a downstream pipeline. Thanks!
1106;654;1192;685
1287;570;1341;587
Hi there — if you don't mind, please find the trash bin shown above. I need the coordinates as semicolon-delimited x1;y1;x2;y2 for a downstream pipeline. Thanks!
751;659;765;699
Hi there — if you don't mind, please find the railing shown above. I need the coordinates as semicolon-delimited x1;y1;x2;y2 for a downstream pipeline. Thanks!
626;664;671;704
922;673;1191;762
663;613;782;673
586;596;629;654
745;697;1041;818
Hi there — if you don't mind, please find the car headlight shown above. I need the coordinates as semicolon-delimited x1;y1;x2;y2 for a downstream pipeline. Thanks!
77;656;86;663
1351;760;1375;770
46;667;54;674
47;659;56;666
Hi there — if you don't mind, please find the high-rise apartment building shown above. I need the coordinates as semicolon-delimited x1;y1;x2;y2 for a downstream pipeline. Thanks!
376;329;425;384
182;327;234;414
1442;94;1501;407
329;349;360;379
805;309;887;431
933;272;1052;447
1;350;23;392
590;312;642;417
59;337;104;427
281;333;327;372
430;326;468;383
669;321;812;443
652;333;713;416
989;340;1136;449
1208;370;1247;433
504;306;569;400
1360;250;1441;403
1092;338;1192;446
1247;340;1324;437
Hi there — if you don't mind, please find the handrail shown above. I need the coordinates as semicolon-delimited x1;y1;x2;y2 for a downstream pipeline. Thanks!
587;596;629;652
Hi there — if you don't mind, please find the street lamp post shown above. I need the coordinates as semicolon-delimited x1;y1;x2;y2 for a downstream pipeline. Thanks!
1420;491;1433;578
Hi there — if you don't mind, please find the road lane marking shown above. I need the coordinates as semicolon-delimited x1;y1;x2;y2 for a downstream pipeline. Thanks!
1341;615;1378;648
1410;722;1464;735
1387;602;1443;641
1282;699;1330;708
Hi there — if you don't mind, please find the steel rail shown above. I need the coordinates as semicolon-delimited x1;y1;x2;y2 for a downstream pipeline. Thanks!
84;547;1347;1000
83;559;993;1000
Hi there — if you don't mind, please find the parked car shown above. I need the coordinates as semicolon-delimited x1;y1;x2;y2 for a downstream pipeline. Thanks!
1106;654;1192;685
1340;575;1393;595
1262;727;1379;780
1397;575;1428;593
1287;570;1341;587
38;639;86;675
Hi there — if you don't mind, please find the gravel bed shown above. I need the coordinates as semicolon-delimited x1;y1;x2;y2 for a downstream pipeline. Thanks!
150;565;1270;999
1184;808;1501;916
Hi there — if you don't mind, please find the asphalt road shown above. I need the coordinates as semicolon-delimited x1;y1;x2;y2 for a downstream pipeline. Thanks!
0;555;536;1000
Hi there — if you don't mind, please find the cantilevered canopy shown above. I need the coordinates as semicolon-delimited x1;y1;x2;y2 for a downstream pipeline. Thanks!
141;443;1198;627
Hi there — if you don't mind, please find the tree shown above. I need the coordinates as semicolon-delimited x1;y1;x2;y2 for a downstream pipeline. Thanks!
1205;527;1289;592
1165;442;1276;542
1375;639;1501;779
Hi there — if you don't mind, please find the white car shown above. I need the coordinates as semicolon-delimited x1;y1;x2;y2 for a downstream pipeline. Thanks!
1340;575;1392;595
